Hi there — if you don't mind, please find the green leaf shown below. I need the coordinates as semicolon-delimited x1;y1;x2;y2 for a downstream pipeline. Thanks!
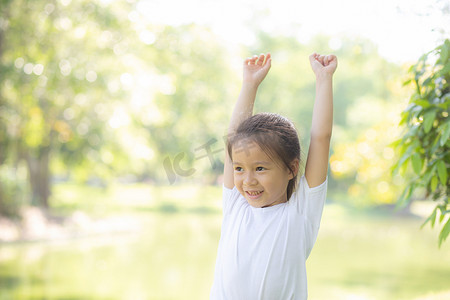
412;99;430;108
396;184;414;208
430;176;438;192
431;135;442;154
399;111;410;125
438;63;450;77
440;123;450;147
436;102;449;110
441;45;449;64
422;77;433;87
421;207;437;229
438;217;450;248
422;165;435;185
439;207;446;222
411;153;423;175
392;154;409;175
441;40;450;63
422;110;436;133
402;78;412;86
437;160;447;185
389;138;402;148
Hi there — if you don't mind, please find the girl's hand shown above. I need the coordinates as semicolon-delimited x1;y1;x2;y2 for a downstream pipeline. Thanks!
243;53;272;87
309;53;337;78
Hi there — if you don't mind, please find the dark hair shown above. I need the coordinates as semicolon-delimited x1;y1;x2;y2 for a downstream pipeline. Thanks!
227;112;301;200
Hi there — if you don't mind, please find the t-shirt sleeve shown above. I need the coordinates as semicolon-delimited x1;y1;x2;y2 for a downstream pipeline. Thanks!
222;185;245;216
295;175;328;258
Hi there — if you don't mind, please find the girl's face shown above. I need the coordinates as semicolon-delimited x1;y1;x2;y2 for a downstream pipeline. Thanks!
232;139;294;208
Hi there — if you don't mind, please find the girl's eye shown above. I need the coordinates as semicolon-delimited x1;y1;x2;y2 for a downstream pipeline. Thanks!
235;167;243;172
256;167;265;171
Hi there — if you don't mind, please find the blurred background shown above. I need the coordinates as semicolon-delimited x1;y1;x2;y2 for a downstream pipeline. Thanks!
0;0;449;299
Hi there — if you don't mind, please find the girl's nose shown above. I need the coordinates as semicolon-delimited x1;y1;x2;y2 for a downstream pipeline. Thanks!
244;172;257;185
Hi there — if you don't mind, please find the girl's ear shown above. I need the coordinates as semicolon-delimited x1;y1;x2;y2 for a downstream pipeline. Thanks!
288;159;300;180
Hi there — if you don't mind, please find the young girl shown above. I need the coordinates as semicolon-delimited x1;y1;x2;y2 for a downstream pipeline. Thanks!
210;52;338;299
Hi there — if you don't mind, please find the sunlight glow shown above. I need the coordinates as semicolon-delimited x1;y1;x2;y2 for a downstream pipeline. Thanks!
14;58;24;68
59;59;72;76
86;70;97;82
32;64;44;76
109;108;131;129
136;0;448;63
120;73;134;89
23;63;33;75
139;30;156;45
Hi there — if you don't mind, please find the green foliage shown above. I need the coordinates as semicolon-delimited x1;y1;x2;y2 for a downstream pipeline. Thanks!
135;24;236;180
0;0;136;208
0;0;429;217
251;33;406;205
393;39;450;246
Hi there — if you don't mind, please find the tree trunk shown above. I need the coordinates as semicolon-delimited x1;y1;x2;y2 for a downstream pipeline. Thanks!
26;147;51;208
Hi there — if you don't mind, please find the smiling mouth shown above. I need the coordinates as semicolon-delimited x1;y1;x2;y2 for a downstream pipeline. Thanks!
246;190;264;198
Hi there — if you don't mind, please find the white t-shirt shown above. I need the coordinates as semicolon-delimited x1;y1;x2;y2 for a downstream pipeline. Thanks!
210;175;327;300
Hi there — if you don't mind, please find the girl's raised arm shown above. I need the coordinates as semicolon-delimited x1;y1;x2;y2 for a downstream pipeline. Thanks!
305;53;338;188
224;53;272;189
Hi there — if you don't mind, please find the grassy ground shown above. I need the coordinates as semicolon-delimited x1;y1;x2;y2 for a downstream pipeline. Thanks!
0;183;449;300
307;204;450;300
